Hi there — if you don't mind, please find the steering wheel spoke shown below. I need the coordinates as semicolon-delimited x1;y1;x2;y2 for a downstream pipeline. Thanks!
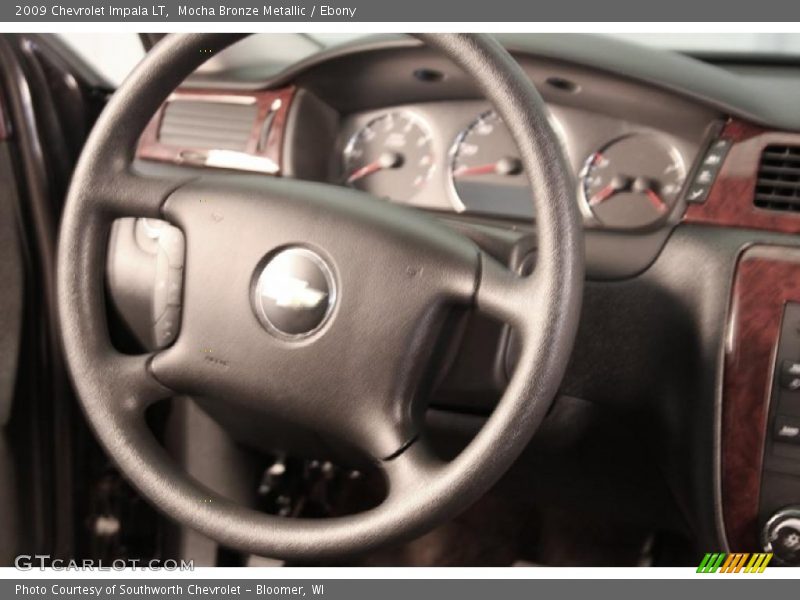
475;251;543;330
72;351;171;422
110;352;171;413
381;438;445;498
94;170;188;220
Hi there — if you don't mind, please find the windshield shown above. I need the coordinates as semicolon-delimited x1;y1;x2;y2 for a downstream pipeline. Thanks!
285;32;800;61
57;32;800;88
608;32;800;56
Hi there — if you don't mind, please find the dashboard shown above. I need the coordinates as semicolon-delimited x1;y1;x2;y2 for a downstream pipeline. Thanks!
135;38;726;282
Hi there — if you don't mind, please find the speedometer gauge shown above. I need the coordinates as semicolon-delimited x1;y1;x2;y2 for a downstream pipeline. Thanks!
580;134;686;229
342;112;434;202
450;111;532;218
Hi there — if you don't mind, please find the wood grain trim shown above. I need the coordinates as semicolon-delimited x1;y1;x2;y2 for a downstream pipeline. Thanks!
722;247;800;550
136;86;295;173
684;120;800;233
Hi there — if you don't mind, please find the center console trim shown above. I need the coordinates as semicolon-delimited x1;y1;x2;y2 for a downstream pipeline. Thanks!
721;244;800;550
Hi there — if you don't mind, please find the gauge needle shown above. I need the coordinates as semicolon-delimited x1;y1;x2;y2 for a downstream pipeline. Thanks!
632;177;668;212
454;157;522;178
590;175;633;207
645;189;668;212
346;152;402;184
454;163;497;177
589;184;618;206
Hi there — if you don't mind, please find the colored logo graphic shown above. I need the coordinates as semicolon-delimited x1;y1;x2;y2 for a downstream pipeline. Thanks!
697;553;772;573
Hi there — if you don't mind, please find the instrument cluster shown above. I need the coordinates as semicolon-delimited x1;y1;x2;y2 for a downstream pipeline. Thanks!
336;101;697;230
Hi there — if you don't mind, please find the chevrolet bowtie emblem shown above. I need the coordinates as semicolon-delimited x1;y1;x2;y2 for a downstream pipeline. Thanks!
252;247;336;339
260;275;328;310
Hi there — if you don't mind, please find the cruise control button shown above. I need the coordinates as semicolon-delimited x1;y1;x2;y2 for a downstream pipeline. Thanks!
158;226;185;267
775;416;800;444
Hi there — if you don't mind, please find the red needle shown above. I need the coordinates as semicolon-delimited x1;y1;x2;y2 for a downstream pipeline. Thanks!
346;161;383;184
346;152;402;184
590;184;617;206
645;189;667;212
455;157;522;178
454;163;499;177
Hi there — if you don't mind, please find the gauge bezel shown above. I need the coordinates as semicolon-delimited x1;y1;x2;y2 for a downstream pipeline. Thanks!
447;109;568;217
446;109;497;213
341;109;435;203
578;132;687;230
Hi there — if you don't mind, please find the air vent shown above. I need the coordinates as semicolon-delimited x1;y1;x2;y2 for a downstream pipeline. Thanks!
754;145;800;212
158;99;257;151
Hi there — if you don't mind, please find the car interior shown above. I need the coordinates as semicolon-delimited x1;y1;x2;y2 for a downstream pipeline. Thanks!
2;31;800;568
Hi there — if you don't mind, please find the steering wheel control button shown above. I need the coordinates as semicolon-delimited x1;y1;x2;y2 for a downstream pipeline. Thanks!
252;247;336;340
154;306;181;348
145;220;185;348
775;416;800;445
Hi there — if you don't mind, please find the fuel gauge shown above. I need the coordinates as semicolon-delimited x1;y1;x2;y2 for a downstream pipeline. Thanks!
580;134;686;229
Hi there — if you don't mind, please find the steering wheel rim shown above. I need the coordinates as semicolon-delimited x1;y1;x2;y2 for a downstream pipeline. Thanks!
57;33;583;560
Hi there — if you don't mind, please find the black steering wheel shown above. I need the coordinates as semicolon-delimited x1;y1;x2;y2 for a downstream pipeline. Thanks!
57;33;583;560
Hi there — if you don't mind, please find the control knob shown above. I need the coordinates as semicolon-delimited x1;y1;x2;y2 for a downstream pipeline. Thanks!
763;506;800;565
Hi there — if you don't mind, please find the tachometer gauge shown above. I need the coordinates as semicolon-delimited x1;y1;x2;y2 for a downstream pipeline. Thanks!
342;112;434;202
450;111;532;218
580;134;686;229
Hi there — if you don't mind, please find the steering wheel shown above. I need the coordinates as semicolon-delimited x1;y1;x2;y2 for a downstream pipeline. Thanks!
57;33;583;560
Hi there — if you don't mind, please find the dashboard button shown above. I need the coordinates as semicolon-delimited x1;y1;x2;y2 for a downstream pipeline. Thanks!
775;416;800;445
701;139;731;168
781;360;800;390
685;184;710;204
684;138;731;204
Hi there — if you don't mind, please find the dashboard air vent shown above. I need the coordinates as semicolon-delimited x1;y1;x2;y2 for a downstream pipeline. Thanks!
158;99;257;151
755;145;800;212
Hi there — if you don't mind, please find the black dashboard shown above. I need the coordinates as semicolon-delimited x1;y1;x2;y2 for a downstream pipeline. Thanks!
136;36;742;280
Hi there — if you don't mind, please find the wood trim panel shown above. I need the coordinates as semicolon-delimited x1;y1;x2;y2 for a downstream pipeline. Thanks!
722;248;800;550
136;86;295;173
684;120;800;233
